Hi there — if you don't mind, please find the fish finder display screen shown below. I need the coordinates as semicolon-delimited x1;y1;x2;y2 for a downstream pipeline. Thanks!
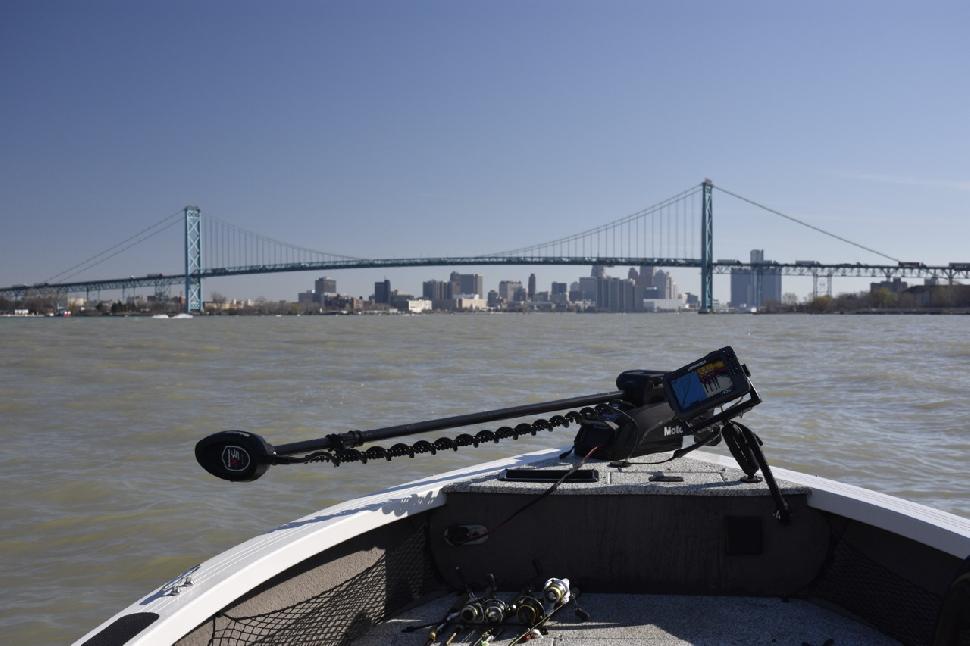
663;347;750;419
668;360;734;411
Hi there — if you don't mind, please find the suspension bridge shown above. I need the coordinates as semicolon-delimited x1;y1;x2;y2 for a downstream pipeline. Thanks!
2;180;967;313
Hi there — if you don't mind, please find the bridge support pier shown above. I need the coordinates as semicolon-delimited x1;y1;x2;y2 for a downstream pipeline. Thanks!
700;179;714;313
184;206;203;313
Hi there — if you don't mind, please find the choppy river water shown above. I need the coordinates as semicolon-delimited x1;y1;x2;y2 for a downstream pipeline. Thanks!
1;314;968;644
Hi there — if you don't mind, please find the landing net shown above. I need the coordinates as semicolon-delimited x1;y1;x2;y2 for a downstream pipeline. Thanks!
206;525;436;645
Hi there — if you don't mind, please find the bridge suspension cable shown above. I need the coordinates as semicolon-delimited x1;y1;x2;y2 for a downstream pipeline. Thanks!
713;185;900;263
487;184;703;261
202;214;359;270
44;209;184;282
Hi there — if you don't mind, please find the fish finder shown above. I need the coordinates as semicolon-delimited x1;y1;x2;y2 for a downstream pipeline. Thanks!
662;346;758;426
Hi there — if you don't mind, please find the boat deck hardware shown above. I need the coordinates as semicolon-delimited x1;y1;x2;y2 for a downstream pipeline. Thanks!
501;469;598;483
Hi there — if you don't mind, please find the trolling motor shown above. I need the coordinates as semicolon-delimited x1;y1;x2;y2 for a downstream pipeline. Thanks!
194;346;787;521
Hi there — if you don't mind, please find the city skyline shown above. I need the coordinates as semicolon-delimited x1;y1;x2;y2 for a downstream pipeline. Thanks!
2;2;967;301
293;264;693;312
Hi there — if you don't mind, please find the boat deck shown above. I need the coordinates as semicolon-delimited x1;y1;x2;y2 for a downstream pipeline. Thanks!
441;451;810;497
356;591;898;645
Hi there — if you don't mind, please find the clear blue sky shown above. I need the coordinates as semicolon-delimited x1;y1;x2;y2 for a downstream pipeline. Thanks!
2;0;967;301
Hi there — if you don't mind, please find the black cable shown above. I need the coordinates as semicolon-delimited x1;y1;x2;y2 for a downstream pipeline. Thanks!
620;427;722;466
486;184;701;257
295;405;613;468
451;445;602;548
714;185;900;263
45;209;183;282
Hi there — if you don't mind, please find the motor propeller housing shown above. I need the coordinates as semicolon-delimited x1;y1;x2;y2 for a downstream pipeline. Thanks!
195;431;275;482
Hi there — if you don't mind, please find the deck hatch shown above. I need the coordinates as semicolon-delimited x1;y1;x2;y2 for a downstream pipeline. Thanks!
501;468;599;483
724;515;764;555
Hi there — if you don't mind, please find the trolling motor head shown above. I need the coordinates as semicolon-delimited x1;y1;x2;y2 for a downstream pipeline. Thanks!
573;346;759;461
195;430;276;482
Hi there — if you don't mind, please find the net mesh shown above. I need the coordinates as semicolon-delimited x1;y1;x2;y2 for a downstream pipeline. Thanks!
207;525;436;645
813;538;942;645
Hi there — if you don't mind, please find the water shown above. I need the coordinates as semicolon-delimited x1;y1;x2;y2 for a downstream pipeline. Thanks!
1;314;968;644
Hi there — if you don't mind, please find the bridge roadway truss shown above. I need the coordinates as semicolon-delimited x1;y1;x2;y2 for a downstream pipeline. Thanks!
3;258;967;303
4;182;968;309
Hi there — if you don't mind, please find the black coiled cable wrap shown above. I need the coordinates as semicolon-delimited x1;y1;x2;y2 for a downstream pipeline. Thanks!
297;403;617;468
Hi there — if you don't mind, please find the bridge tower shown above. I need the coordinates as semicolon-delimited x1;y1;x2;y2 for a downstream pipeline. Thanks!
700;179;714;313
184;206;203;313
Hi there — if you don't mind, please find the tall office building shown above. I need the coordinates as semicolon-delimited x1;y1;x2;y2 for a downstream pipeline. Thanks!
315;277;337;295
449;272;483;298
498;280;522;302
528;274;536;301
591;265;606;279
422;280;449;302
595;277;639;312
374;279;391;304
653;270;673;299
638;264;655;288
749;248;782;306
729;270;751;308
730;249;783;308
760;267;783;305
551;282;568;304
465;273;484;298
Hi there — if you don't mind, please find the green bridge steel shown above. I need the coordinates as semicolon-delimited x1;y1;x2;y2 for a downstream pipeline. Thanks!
2;257;968;302
4;182;968;307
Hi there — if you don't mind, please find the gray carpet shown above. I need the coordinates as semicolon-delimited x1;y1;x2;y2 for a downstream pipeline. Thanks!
355;592;898;645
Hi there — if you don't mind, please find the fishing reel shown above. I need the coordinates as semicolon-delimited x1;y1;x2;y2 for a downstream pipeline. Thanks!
483;598;510;624
512;594;545;625
459;597;511;625
460;600;485;624
543;578;571;604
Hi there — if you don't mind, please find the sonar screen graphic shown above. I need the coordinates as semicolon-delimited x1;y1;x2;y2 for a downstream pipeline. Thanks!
670;360;733;411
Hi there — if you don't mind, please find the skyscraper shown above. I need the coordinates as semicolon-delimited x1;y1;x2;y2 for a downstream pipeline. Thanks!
315;276;337;295
730;249;783;309
638;264;654;288
595;276;639;312
528;274;536;300
422;279;448;302
450;272;484;297
653;270;673;299
551;282;568;304
498;280;522;302
374;279;391;304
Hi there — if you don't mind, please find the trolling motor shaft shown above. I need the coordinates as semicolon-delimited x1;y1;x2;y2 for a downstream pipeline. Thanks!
195;390;628;482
